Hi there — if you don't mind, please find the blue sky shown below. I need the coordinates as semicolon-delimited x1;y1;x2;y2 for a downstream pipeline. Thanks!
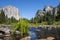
0;0;60;19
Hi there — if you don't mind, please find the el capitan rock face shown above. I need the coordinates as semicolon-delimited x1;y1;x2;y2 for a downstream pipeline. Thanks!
0;5;22;20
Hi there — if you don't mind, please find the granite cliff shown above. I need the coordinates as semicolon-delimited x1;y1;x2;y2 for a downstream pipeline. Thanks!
0;5;22;20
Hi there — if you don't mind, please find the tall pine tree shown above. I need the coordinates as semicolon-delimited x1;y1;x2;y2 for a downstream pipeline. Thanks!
0;10;6;23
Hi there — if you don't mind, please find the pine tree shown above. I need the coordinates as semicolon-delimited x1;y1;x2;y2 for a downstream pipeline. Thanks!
0;10;6;23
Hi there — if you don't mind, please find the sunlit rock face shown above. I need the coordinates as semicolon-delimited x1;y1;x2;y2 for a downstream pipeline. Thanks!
44;6;53;15
45;6;53;12
35;10;45;17
54;7;58;16
44;6;58;16
0;5;22;20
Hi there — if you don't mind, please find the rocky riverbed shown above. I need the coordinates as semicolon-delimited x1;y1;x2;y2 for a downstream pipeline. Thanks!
20;36;55;40
0;25;60;40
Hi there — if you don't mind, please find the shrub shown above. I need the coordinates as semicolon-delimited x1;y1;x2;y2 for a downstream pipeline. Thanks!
13;19;29;37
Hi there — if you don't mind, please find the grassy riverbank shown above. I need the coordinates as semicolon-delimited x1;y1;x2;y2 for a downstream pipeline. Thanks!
29;21;60;26
0;21;60;26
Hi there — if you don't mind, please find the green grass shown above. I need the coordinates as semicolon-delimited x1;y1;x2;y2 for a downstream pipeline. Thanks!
0;21;60;27
29;21;60;26
53;21;60;25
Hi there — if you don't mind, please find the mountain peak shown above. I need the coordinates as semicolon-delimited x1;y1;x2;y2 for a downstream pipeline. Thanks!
0;5;22;20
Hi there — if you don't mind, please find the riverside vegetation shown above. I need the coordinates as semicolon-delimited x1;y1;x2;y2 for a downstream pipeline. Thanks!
0;3;60;39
